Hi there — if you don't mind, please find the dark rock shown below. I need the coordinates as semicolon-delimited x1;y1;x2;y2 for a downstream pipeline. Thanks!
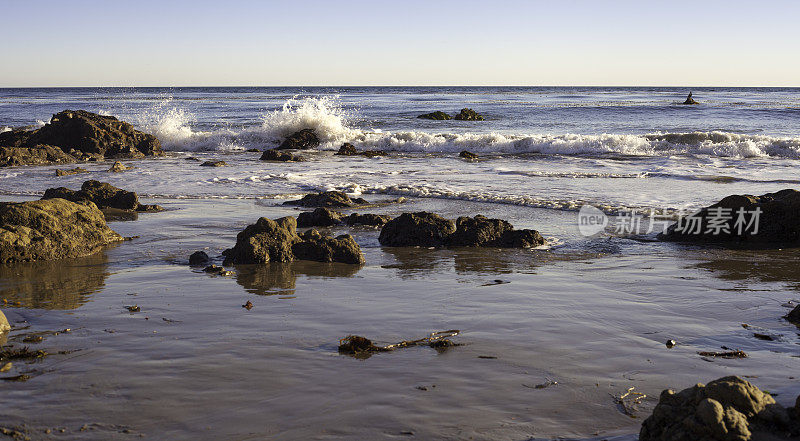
0;199;123;263
200;160;226;167
683;92;699;105
0;145;76;168
448;215;545;248
344;213;391;227
221;216;363;265
55;167;88;177
454;108;484;121
459;150;478;160
108;161;131;172
275;129;319;150
297;208;343;227
246;148;261;153
136;204;164;213
189;251;210;266
660;189;800;244
184;157;200;161
360;150;387;158
41;180;158;213
260;149;302;162
379;212;456;247
786;305;800;325
283;191;368;208
417;111;452;120
640;376;798;441
336;143;358;156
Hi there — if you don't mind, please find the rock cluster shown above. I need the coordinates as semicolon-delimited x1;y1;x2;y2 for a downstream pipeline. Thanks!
378;213;545;248
283;191;368;208
640;376;800;441
0;110;163;167
260;149;303;162
41;180;162;213
296;207;391;228
221;216;363;265
275;129;319;150
0;198;123;263
660;189;800;244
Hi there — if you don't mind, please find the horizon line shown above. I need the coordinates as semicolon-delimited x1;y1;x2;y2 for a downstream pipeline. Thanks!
2;84;800;89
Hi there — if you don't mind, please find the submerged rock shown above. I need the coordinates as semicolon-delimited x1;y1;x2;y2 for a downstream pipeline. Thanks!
335;143;387;158
221;216;364;265
459;150;478;160
660;189;800;244
683;92;699;105
55;167;88;177
283;191;368;208
0;145;77;168
200;160;227;167
379;213;545;248
344;213;391;227
417;111;452;120
189;251;210;266
275;129;319;150
640;376;799;441
108;161;131;172
41;180;161;213
0;199;123;263
260;149;302;162
786;305;800;325
379;212;456;247
297;208;343;227
454;108;484;121
0;309;9;332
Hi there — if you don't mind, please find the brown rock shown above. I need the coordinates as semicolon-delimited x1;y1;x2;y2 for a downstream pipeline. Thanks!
344;213;392;227
108;161;131;172
56;167;88;176
378;212;456;247
454;108;484;121
200;160;227;167
283;191;368;208
459;150;478;160
297;208;343;227
41;180;159;213
0;145;76;168
336;143;358;156
275;129;319;150
260;149;302;162
0;309;9;332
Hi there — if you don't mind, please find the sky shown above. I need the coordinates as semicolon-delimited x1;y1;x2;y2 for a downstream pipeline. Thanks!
1;0;799;87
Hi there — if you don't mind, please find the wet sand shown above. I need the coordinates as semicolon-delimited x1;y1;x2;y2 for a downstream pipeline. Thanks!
1;195;799;440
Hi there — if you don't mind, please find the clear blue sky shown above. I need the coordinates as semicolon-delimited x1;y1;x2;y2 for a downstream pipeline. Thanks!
2;0;798;87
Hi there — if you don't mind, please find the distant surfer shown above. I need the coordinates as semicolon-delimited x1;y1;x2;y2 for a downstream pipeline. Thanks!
682;92;698;105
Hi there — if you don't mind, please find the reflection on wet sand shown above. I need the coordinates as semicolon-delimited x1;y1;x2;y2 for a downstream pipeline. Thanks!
382;246;545;277
0;250;112;309
689;248;800;290
234;261;361;296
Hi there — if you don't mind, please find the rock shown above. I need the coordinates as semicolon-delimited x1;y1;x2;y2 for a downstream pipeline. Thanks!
41;180;159;213
275;129;319;150
459;150;478;160
260;149;302;162
639;376;798;441
378;212;456;247
336;143;358;156
55;167;88;176
0;198;123;263
344;213;392;227
200;160;227;167
245;148;261;153
417;111;452;120
221;216;364;265
683;92;699;105
189;251;210;266
297;208;343;227
660;189;800;244
108;161;131;172
360;150;387;158
785;305;800;325
283;191;368;208
454;108;484;121
0;145;77;168
0;309;9;333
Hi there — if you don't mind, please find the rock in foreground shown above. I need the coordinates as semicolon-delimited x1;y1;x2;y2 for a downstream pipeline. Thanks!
0;199;123;263
454;108;484;121
379;213;545;248
660;189;800;244
640;376;799;441
283;191;368;208
222;216;364;265
275;129;319;150
41;180;162;213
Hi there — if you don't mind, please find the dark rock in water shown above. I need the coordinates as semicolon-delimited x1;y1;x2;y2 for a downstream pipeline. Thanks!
246;148;261;153
184;157;200;161
0;145;77;168
417;111;452;120
639;376;799;441
297;208;343;228
260;149;302;162
682;92;699;105
660;189;800;244
200;160;227;167
344;213;391;227
189;251;210;266
275;129;319;150
454;108;484;121
0;199;123;263
108;161;131;172
283;191;368;208
786;305;800;325
336;143;358;156
41;180;159;213
379;212;456;247
55;167;88;177
448;215;546;248
292;229;365;264
459;150;478;160
221;216;364;265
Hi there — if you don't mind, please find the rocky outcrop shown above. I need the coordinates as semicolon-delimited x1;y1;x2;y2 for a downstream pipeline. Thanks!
0;199;123;263
260;149;303;162
55;167;88;176
459;150;478;160
0;309;9;332
417;111;452;120
41;180;162;213
683;92;699;105
221;216;364;265
454;108;484;121
379;212;545;248
0;145;77;168
283;191;368;208
344;213;391;227
786;305;800;325
200;160;226;167
297;208;343;227
275;129;319;150
335;143;386;158
640;376;800;441
660;189;800;244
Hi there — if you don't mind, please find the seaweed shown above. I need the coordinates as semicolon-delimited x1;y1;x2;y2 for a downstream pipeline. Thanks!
698;350;748;359
338;330;460;357
612;386;647;417
0;346;47;362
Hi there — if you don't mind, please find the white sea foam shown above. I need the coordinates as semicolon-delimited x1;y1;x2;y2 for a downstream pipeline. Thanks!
0;126;10;134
